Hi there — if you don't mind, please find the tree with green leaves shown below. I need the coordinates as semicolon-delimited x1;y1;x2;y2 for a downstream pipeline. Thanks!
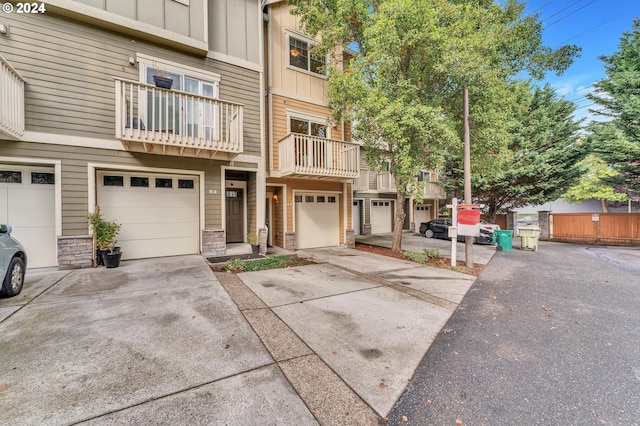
442;83;586;220
288;0;578;252
564;154;628;212
587;19;640;199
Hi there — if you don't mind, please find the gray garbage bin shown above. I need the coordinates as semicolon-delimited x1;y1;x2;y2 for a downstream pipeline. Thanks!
518;227;541;251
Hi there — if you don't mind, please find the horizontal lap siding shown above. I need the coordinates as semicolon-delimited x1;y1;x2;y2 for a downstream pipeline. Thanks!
0;141;229;235
3;12;261;155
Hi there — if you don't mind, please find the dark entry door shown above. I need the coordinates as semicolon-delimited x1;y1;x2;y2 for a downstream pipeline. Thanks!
226;189;243;242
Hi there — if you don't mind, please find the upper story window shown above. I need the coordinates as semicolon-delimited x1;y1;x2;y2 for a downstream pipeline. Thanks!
290;117;327;138
417;171;436;182
289;35;327;76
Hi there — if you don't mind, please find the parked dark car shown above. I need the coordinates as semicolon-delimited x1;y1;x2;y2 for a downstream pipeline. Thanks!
0;225;27;298
419;219;493;245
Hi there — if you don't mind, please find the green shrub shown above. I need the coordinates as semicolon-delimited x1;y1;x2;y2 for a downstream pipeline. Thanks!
404;250;429;264
225;258;244;272
423;247;440;259
404;248;441;264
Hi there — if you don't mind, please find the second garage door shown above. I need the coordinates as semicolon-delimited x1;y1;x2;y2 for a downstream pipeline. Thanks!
97;171;199;260
370;199;393;233
295;193;339;249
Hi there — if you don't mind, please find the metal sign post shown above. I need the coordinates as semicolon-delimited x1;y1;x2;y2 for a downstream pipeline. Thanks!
446;198;458;267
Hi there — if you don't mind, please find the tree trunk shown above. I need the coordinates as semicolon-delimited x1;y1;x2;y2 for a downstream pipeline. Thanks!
601;199;608;213
391;191;407;254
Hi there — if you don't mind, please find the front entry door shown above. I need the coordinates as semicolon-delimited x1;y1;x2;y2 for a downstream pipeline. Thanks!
226;189;243;242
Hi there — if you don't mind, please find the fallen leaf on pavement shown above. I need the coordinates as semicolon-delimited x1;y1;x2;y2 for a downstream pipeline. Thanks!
0;384;7;391
224;344;230;349
596;418;606;424
402;415;408;422
456;419;463;425
380;383;386;388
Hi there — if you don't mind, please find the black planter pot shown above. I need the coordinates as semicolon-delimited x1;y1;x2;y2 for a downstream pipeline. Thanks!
251;244;260;254
96;247;120;266
153;75;173;89
102;251;123;268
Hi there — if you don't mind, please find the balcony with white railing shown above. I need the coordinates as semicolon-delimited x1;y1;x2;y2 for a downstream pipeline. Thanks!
421;182;446;200
115;78;243;159
0;55;25;140
279;133;359;179
352;168;370;191
377;172;397;193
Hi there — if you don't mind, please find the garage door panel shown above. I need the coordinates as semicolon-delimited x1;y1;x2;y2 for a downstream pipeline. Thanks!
118;221;199;240
122;237;199;260
102;207;198;223
295;194;339;249
97;171;200;260
371;200;393;233
0;165;57;268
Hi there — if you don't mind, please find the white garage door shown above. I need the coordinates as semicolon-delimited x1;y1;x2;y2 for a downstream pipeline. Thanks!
295;193;339;249
0;165;57;268
97;171;199;260
370;199;393;233
414;204;433;226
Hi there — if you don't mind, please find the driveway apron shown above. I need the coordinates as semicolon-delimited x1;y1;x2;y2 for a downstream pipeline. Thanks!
0;255;315;425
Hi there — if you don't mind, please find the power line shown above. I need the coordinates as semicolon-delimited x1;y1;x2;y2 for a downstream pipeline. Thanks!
541;0;582;23
544;0;599;30
556;7;636;46
531;0;556;16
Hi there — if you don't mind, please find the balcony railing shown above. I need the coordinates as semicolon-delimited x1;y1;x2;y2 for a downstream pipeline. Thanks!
0;55;25;140
377;172;397;192
352;169;369;191
279;133;359;179
115;78;243;159
421;182;446;200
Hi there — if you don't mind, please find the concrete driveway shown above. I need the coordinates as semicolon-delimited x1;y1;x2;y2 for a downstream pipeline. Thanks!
0;256;313;425
1;246;483;424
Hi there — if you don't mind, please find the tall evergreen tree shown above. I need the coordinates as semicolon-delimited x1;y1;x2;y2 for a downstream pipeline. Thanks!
442;84;585;220
587;19;640;198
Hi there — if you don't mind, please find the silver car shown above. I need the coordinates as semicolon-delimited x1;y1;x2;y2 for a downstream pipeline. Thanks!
0;225;27;297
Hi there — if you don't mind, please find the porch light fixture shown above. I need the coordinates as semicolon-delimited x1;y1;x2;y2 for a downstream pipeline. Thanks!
273;194;279;203
290;48;299;57
0;24;8;36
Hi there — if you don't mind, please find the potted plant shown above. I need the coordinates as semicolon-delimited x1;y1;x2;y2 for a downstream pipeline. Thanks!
152;69;173;89
88;211;122;268
247;233;260;254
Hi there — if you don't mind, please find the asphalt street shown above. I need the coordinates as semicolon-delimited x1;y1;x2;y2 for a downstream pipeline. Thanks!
386;241;640;425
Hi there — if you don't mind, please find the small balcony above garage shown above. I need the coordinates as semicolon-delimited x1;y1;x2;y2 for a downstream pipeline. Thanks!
115;78;243;159
377;172;397;193
422;182;447;200
0;55;25;140
278;133;360;179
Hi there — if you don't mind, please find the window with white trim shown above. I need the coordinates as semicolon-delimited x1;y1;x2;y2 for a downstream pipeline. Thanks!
288;35;327;76
290;117;327;138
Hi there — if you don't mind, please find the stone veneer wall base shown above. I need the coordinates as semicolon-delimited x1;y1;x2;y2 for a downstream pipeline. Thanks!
58;235;93;269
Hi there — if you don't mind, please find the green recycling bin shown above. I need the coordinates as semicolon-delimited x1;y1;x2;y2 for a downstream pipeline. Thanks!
518;227;541;251
495;230;513;252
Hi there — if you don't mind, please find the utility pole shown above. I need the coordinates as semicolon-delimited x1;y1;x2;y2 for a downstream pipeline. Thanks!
463;88;473;268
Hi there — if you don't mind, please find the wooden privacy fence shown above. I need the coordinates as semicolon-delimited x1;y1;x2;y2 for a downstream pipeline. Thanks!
551;213;640;245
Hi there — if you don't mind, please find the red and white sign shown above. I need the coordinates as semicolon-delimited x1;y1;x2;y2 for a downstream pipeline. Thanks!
457;208;480;236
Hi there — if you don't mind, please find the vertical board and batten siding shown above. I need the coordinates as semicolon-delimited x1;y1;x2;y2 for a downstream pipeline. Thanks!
2;12;261;156
50;0;207;44
0;140;244;235
209;0;261;65
268;3;328;100
271;94;341;171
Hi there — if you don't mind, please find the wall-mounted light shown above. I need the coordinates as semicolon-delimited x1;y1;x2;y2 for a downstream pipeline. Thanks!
273;194;279;203
0;24;9;36
128;57;136;66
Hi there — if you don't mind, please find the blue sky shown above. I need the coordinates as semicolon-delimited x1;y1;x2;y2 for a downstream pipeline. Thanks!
521;0;640;123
